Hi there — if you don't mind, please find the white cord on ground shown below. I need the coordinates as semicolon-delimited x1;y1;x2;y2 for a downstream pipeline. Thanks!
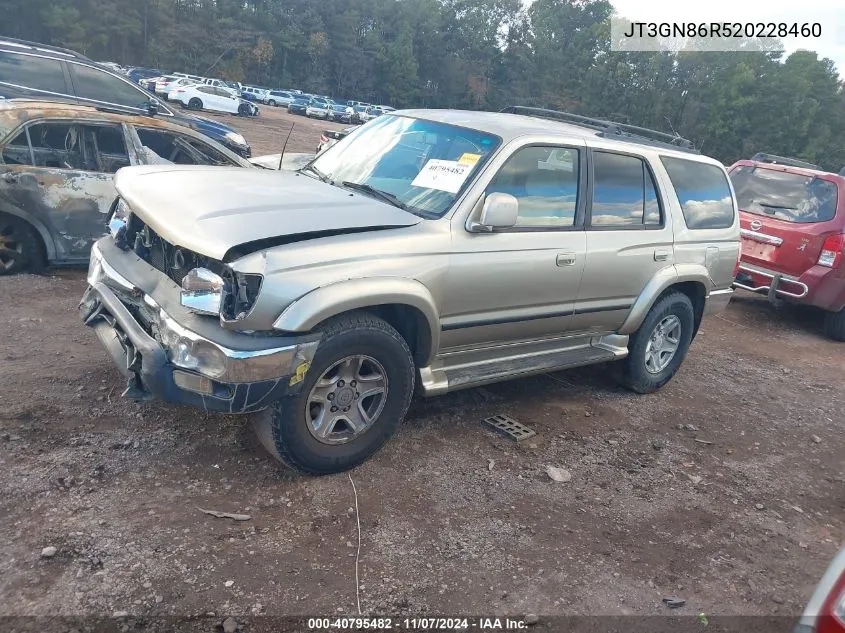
348;472;362;615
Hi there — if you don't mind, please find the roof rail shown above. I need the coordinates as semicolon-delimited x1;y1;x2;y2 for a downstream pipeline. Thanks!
499;105;699;153
750;152;822;171
0;36;91;61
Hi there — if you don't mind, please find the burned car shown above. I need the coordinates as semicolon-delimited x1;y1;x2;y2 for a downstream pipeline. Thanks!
0;100;253;274
80;108;739;475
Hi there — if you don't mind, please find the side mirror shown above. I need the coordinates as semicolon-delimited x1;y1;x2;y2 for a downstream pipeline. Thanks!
471;192;519;232
146;99;159;116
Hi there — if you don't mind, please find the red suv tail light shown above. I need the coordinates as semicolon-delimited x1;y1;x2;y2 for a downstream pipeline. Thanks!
818;233;845;268
817;568;845;633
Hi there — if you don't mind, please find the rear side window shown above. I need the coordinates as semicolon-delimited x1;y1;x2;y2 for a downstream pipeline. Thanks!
0;52;67;94
69;63;151;109
729;165;838;224
661;156;735;229
591;151;662;227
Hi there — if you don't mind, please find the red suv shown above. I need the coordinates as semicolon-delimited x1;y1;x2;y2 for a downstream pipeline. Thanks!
729;153;845;340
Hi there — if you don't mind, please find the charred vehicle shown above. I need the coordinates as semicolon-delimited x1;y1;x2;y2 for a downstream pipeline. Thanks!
80;107;740;475
0;101;252;274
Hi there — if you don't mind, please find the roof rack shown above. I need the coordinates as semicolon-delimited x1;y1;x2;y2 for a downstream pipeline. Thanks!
750;152;822;171
499;105;699;153
0;36;91;62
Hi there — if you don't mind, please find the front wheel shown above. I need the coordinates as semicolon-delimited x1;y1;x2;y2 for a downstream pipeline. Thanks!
613;292;694;394
238;103;250;116
253;312;415;474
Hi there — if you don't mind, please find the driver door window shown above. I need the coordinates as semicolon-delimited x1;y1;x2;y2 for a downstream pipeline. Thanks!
486;146;580;228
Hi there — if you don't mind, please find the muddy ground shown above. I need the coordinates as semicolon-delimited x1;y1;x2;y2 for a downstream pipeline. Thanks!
0;109;843;629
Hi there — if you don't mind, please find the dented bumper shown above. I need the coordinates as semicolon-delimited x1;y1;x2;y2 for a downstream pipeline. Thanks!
80;239;319;413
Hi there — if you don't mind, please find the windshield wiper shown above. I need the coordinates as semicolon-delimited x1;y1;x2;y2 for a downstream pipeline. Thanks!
758;202;797;211
341;181;408;211
300;164;332;183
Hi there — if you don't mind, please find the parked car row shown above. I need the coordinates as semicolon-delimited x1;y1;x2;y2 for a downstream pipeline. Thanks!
136;72;260;117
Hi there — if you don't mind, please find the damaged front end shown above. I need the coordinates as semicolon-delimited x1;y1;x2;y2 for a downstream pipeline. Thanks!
80;239;320;413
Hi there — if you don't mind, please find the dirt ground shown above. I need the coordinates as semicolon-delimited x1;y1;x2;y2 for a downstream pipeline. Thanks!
201;104;350;157
1;109;843;629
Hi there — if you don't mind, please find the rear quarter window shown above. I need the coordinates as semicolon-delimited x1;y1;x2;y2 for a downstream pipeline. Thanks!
660;156;735;229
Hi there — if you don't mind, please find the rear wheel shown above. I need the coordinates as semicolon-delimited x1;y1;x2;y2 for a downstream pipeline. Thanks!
613;292;694;394
0;213;44;275
188;97;202;110
823;308;845;341
268;99;276;107
253;312;415;475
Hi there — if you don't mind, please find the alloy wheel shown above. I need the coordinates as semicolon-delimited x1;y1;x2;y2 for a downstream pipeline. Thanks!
644;315;682;374
305;355;388;445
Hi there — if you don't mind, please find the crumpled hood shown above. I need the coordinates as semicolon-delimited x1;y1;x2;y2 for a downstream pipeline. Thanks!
114;165;421;261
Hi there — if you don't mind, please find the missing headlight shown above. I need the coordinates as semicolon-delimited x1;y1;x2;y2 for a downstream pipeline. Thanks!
220;269;263;321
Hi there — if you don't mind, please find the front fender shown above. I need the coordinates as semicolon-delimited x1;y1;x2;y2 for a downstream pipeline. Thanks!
273;277;440;364
618;264;712;335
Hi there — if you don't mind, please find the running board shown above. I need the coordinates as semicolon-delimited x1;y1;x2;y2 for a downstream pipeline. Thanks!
418;334;628;396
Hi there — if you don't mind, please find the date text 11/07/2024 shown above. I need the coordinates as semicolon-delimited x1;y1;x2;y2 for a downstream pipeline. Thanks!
307;617;532;630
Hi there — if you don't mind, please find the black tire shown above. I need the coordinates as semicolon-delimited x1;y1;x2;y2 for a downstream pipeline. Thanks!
823;308;845;341
0;213;44;275
238;103;250;116
613;291;695;394
268;99;276;107
188;97;202;110
253;312;415;475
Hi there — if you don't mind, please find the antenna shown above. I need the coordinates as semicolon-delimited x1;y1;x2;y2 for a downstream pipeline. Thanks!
278;123;294;171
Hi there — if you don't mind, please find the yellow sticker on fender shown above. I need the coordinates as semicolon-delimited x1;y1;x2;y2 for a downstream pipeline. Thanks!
458;153;481;165
289;361;311;386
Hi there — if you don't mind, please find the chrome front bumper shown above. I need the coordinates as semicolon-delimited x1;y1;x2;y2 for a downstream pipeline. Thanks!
81;240;319;413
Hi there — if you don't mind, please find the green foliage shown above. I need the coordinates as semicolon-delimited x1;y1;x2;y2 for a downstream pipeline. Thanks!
3;0;844;169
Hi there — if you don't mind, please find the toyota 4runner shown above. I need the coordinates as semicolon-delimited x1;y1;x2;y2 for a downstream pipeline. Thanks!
729;153;845;340
79;106;740;474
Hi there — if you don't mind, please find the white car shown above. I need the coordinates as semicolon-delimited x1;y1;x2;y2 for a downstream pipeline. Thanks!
172;84;253;115
305;102;330;119
156;77;195;98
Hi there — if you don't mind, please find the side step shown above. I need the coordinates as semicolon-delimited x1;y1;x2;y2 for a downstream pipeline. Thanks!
418;334;628;396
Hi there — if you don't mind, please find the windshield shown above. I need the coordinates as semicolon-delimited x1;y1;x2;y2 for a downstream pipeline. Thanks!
730;165;839;223
310;114;501;218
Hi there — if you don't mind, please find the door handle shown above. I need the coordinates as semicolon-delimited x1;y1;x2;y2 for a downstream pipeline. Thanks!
654;249;670;262
556;252;577;267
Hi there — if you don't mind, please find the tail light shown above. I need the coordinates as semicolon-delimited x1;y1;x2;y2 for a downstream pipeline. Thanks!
816;568;845;633
818;233;845;268
320;135;328;144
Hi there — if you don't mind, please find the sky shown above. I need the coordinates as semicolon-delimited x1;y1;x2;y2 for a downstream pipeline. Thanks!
610;0;845;75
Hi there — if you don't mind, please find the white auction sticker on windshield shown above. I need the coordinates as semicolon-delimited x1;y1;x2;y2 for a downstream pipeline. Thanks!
411;159;474;194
